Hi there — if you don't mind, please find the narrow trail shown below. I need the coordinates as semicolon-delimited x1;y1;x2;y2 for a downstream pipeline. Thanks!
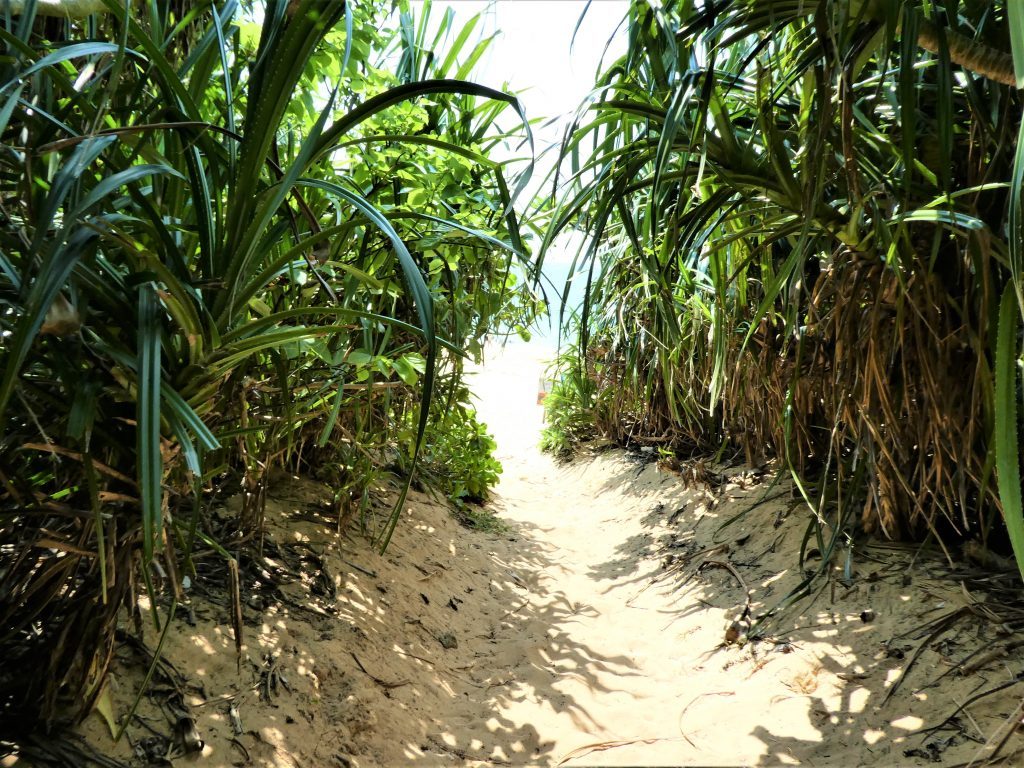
424;345;1003;767
81;346;1013;767
463;347;719;763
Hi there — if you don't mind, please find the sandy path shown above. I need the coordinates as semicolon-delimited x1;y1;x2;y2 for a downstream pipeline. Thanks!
453;347;825;765
80;344;1015;767
465;347;699;761
426;344;1007;766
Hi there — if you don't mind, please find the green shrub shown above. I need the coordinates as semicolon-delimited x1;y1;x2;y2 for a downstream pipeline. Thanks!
0;0;535;726
418;394;502;506
540;350;598;457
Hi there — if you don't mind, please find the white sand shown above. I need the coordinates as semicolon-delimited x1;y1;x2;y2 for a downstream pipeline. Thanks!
81;344;1018;767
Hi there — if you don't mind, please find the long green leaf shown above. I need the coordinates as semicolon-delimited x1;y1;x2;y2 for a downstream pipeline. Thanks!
996;287;1024;581
137;283;163;564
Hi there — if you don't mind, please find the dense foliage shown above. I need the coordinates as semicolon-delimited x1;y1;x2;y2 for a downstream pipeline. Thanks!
417;395;502;506
543;0;1024;584
539;334;598;457
0;0;535;726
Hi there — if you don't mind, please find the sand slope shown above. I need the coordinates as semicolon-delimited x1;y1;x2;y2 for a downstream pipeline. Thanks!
78;345;1023;767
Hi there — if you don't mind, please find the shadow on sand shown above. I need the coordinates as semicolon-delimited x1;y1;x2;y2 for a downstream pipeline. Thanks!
72;454;1024;767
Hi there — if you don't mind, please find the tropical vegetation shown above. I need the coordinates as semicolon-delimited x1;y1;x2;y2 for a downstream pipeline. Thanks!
7;0;1024;743
0;0;535;728
541;0;1024;595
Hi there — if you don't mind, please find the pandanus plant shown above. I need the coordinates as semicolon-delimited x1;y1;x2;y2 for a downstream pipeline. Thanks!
0;0;533;725
544;0;1024;601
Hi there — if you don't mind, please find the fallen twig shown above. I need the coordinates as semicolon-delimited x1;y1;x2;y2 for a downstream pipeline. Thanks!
556;737;689;766
424;735;511;765
341;557;378;578
918;673;1024;737
229;738;251;764
350;652;409;689
962;638;1024;675
965;697;1024;767
700;559;753;631
677;691;734;748
190;683;259;708
925;634;1024;692
393;648;435;666
501;598;530;621
882;608;967;706
228;558;243;671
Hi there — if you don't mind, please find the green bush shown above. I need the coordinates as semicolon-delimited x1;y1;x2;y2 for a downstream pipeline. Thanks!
0;0;535;726
418;395;502;505
540;349;598;457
